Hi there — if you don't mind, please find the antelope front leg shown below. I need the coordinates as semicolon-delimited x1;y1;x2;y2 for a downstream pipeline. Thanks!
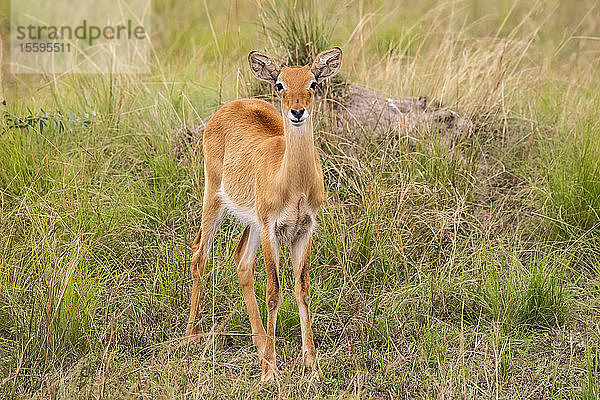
260;230;281;382
291;234;317;370
234;226;267;356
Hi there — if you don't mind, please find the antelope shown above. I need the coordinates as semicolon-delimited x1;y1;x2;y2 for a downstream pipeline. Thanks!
185;48;342;381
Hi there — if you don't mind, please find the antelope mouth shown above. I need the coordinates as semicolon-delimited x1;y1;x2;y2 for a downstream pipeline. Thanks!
289;116;308;126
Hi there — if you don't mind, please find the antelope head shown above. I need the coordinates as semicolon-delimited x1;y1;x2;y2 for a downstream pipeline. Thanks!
248;47;342;128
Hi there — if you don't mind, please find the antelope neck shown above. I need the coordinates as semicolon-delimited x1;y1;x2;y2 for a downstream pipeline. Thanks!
280;117;318;186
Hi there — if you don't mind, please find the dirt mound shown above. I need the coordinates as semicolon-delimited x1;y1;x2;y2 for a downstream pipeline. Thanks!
327;84;472;138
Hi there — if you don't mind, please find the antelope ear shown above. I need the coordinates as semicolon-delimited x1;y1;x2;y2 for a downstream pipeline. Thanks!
248;51;281;85
311;47;342;83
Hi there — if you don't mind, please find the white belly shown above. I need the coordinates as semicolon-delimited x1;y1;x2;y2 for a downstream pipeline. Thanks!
217;187;260;229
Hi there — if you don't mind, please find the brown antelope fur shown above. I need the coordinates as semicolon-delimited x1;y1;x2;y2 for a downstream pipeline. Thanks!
186;47;342;381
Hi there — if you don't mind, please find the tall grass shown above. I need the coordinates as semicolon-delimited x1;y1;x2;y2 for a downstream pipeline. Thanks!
258;0;336;66
542;91;600;235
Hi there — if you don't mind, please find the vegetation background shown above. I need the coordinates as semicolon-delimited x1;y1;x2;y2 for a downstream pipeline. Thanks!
1;0;599;398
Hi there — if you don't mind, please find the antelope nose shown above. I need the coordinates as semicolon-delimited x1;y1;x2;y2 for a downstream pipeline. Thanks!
290;108;305;119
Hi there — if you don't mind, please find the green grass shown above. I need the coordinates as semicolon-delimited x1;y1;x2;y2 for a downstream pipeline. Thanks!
1;0;600;398
258;0;335;66
542;91;600;235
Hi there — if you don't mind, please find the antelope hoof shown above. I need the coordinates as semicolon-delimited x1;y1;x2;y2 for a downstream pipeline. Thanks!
185;324;202;342
261;359;278;382
304;349;317;370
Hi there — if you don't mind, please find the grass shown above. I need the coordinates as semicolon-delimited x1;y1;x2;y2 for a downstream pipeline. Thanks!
258;0;336;66
1;0;600;398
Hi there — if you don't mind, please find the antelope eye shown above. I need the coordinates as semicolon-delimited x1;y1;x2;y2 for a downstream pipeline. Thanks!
309;81;317;90
275;83;284;91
